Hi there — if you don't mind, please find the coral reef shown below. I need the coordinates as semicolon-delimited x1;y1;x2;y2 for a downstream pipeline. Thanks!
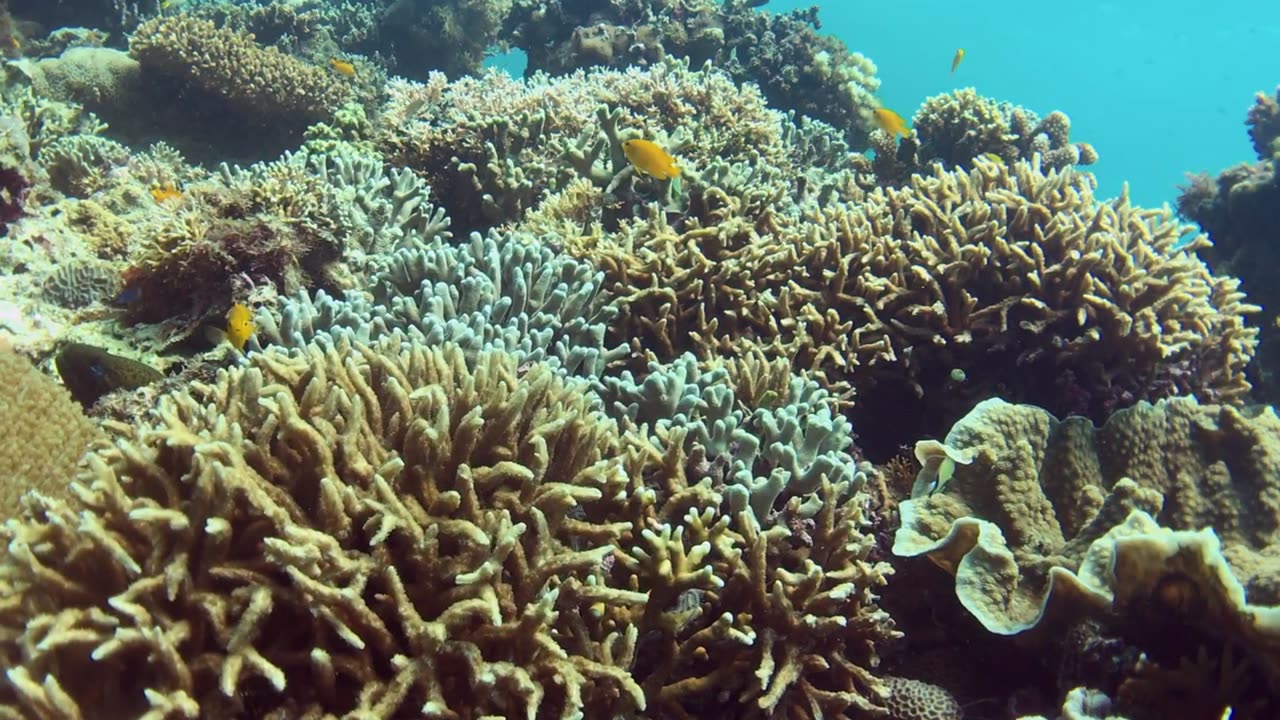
502;0;882;144
0;335;897;718
892;397;1280;702
569;157;1257;459
1178;86;1280;403
253;228;624;379
872;88;1098;186
380;0;513;78
128;14;356;160
0;349;100;518
378;58;840;232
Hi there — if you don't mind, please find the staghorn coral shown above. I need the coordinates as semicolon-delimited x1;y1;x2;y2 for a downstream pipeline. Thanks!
0;349;101;519
0;334;898;718
568;157;1257;460
891;396;1280;700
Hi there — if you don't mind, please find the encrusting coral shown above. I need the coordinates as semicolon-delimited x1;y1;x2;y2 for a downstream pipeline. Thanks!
892;396;1280;705
0;334;898;719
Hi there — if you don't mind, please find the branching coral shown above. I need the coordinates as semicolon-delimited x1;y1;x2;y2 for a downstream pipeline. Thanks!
903;88;1098;175
378;58;835;232
254;228;624;379
0;334;898;718
1178;86;1280;403
120;149;435;327
1246;85;1280;160
566;157;1257;459
503;0;882;144
128;14;355;157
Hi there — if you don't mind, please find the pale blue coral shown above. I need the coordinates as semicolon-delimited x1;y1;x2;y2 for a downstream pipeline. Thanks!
598;354;858;522
254;230;625;378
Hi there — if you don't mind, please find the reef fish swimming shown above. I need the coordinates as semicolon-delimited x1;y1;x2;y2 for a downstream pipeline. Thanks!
225;303;256;351
873;108;911;140
622;139;681;180
951;48;965;74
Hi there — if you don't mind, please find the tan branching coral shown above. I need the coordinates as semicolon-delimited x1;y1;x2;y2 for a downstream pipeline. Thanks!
0;335;897;718
129;15;351;125
568;158;1257;456
908;88;1098;173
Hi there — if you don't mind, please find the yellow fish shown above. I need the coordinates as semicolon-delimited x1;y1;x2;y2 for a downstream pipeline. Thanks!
225;303;255;351
622;139;681;180
329;58;356;78
951;48;965;74
150;183;182;203
873;108;911;140
979;152;1005;165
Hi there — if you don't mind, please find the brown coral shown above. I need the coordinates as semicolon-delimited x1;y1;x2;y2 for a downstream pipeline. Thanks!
892;396;1280;701
129;15;351;135
568;158;1258;458
1246;85;1280;160
0;350;101;519
0;335;898;718
890;88;1097;180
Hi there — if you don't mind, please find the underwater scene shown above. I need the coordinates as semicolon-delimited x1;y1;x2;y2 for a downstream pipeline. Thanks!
1;0;1279;718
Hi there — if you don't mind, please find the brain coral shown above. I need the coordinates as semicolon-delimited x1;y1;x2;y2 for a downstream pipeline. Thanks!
892;396;1280;694
0;334;898;718
568;157;1258;458
0;350;100;519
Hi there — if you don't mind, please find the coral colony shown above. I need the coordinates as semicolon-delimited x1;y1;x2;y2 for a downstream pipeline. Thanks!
0;1;1277;719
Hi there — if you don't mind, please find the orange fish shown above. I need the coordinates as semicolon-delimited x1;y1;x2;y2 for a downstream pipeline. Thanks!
329;58;356;78
622;139;681;180
150;183;182;203
951;48;965;74
873;108;911;140
225;303;255;351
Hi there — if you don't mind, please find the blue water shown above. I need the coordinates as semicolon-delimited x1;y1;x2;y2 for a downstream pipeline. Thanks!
768;0;1278;208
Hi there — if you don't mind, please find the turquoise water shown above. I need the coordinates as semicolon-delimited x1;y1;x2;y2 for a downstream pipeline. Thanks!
770;0;1278;207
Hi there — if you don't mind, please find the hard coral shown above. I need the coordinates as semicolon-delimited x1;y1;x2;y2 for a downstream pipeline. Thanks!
379;58;819;232
892;396;1280;701
570;157;1257;459
1178;88;1280;404
503;0;882;145
0;349;100;520
909;88;1097;174
0;334;899;718
129;15;353;159
1246;85;1280;160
